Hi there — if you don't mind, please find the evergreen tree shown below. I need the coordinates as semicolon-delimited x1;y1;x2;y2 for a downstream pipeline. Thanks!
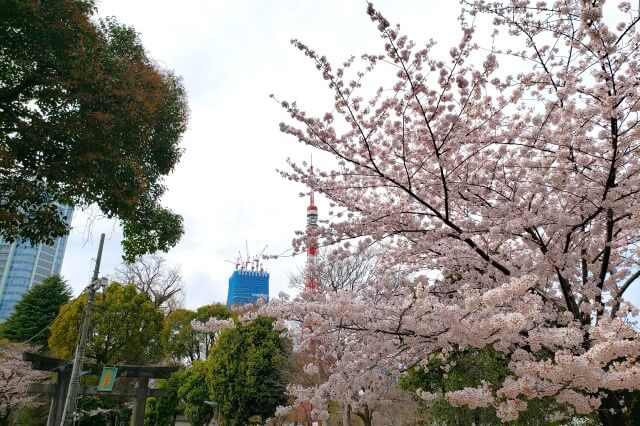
1;275;71;348
206;317;290;426
175;362;214;426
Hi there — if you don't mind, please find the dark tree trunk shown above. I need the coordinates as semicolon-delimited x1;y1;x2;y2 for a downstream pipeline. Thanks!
342;403;351;426
355;405;372;426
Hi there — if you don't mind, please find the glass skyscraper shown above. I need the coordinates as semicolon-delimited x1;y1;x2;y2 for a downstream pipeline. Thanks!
0;204;73;321
227;269;269;307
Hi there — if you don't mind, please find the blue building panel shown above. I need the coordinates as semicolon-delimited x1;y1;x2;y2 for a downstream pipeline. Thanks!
0;204;73;321
226;270;269;307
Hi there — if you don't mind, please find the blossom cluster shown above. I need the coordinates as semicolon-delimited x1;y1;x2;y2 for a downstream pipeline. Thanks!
192;318;234;333
0;345;47;418
271;0;640;421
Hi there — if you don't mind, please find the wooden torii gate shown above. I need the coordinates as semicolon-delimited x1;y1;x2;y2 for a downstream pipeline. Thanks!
23;352;179;426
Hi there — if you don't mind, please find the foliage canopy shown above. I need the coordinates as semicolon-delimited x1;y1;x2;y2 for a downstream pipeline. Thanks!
1;275;71;348
0;0;188;261
162;304;230;364
175;362;215;426
49;282;164;364
206;317;289;426
144;379;179;426
399;347;591;425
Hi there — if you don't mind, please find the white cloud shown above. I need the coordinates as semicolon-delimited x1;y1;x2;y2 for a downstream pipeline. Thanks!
61;1;463;307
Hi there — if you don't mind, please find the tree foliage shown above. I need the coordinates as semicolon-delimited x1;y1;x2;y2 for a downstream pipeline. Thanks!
0;0;188;261
145;364;216;426
162;304;230;365
48;282;164;364
144;379;178;426
268;1;640;423
12;404;48;426
1;275;71;348
205;317;289;426
175;362;215;426
399;347;589;425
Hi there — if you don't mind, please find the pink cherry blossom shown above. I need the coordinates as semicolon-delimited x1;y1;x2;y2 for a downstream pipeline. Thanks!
0;344;48;420
269;0;640;422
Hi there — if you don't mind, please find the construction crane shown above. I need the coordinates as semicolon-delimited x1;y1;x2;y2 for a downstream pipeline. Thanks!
226;244;269;272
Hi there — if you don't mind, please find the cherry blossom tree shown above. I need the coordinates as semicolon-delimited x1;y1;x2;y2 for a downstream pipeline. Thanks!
268;1;640;424
0;344;47;425
285;250;410;424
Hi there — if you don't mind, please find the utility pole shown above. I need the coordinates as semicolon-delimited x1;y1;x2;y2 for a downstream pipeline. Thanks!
60;233;107;425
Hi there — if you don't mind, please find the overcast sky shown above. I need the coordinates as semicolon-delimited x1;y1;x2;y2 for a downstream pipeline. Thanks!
59;1;462;308
58;0;640;312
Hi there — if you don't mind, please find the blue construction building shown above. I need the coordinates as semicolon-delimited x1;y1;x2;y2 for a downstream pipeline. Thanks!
226;269;269;307
0;204;73;321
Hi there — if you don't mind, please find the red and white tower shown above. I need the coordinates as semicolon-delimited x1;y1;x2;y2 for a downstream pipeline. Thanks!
305;164;320;293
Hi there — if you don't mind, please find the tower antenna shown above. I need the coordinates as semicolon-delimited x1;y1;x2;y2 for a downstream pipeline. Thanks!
305;156;320;293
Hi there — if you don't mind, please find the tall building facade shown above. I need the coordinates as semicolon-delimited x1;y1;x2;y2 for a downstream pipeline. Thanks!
0;205;73;321
226;269;269;307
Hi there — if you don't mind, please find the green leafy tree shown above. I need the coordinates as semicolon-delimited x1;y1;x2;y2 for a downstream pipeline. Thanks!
399;347;595;425
13;404;47;426
163;304;231;364
144;379;179;426
163;309;196;365
0;0;188;261
176;362;215;426
1;275;71;348
145;364;216;426
48;283;164;364
206;317;289;426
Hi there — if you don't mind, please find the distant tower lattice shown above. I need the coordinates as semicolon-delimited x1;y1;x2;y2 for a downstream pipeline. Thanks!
305;164;320;293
